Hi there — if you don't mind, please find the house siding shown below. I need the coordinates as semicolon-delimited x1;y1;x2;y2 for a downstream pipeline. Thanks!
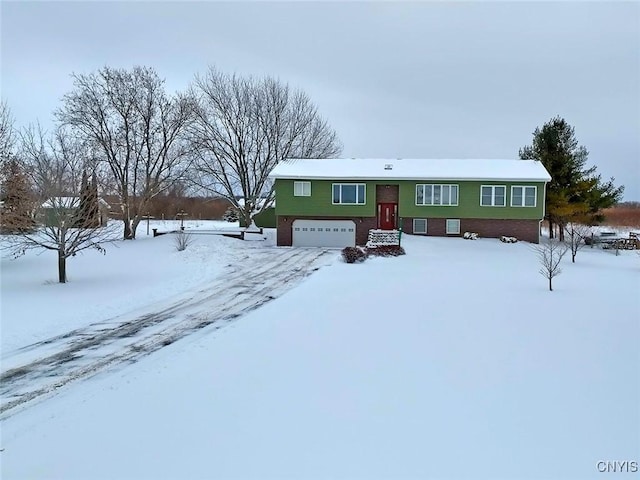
397;180;545;219
275;178;546;244
275;179;375;217
276;179;545;219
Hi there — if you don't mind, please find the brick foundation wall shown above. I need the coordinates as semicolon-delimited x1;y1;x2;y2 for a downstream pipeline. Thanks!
279;216;542;245
402;217;541;243
277;216;378;246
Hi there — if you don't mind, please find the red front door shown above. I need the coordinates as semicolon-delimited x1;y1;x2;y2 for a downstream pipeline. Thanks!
378;203;397;230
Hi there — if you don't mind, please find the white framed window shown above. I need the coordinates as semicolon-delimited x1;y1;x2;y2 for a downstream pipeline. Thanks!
413;219;427;234
446;219;460;234
332;183;366;204
293;181;311;197
416;184;458;206
480;185;506;206
511;186;537;207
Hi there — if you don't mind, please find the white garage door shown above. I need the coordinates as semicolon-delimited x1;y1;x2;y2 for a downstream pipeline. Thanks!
292;220;356;247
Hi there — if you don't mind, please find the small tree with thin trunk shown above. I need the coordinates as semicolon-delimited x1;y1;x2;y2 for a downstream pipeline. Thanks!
533;240;568;291
564;221;591;263
2;126;118;283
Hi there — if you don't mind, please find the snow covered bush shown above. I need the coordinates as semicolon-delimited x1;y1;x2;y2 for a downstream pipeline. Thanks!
366;245;406;257
500;236;518;243
222;207;239;222
341;246;367;264
463;232;479;240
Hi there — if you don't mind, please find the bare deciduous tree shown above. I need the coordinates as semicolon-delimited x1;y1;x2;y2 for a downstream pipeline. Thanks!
564;221;591;263
2;127;118;283
56;66;194;239
0;100;16;167
189;68;341;226
533;240;569;291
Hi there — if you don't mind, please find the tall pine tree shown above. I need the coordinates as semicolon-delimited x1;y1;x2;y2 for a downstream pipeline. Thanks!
519;116;623;239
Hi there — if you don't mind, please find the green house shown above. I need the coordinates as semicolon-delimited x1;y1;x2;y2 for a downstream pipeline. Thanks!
268;158;551;247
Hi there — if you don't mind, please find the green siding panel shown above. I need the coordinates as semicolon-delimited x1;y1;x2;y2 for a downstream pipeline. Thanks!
399;181;545;219
275;179;376;216
275;179;546;220
253;207;276;228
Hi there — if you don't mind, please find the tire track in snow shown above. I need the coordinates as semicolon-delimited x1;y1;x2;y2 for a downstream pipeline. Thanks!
0;247;332;419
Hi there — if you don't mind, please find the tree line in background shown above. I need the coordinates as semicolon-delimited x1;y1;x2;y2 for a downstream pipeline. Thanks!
0;65;630;283
0;66;341;242
0;65;341;282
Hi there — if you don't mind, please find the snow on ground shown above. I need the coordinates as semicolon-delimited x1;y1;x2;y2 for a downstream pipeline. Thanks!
1;231;639;479
0;220;270;352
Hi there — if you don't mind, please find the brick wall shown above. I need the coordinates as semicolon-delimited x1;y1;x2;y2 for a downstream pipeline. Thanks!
402;217;541;243
278;216;541;245
375;184;399;203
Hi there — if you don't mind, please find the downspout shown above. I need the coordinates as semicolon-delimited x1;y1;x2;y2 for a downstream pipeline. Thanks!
540;180;548;243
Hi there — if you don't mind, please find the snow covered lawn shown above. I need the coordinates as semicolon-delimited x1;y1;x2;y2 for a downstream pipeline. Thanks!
0;220;267;352
1;233;638;479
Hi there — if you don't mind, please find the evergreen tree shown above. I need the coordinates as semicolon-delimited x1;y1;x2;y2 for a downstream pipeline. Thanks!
75;170;91;227
519;116;623;239
75;170;100;228
0;159;36;233
89;172;100;226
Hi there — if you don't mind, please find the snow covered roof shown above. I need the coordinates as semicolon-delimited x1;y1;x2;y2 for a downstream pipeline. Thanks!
41;196;111;209
236;197;274;208
269;158;552;182
41;197;80;208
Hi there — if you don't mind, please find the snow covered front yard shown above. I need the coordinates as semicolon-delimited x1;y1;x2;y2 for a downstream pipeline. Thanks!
1;220;266;352
1;229;638;479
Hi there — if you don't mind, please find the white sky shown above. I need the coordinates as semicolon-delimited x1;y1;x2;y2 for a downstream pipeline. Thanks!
2;1;639;199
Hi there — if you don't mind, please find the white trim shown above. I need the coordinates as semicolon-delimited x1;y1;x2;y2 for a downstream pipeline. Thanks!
332;183;366;205
415;184;459;206
480;185;506;207
446;219;461;234
293;181;311;197
276;175;551;182
510;185;537;207
413;218;427;234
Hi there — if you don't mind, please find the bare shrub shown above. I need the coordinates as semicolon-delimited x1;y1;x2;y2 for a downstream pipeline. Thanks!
174;230;194;252
564;222;591;263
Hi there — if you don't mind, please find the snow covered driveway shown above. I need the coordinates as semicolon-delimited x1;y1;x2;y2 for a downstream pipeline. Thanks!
0;246;331;418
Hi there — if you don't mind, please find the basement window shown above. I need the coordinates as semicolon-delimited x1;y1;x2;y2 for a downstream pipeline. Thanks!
413;219;427;234
446;219;461;234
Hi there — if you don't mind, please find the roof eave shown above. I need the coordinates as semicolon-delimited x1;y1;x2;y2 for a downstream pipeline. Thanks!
270;174;552;182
